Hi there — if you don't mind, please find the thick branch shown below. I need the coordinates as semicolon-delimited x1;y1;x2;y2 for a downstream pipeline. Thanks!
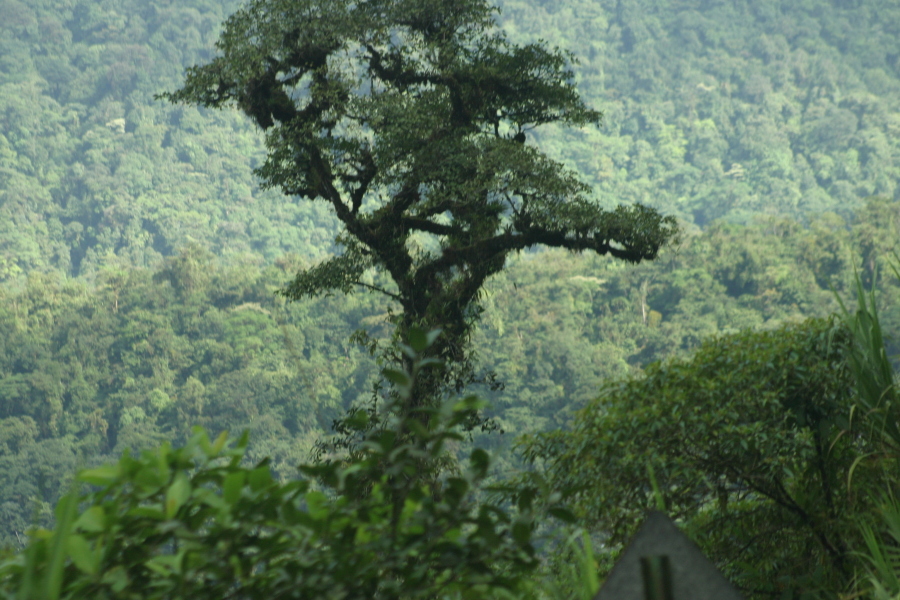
741;472;848;574
392;183;422;216
348;149;378;215
366;45;445;90
401;217;455;236
422;227;656;279
353;281;403;302
307;145;354;224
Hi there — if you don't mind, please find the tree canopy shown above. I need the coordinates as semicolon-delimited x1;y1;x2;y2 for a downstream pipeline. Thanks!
163;0;678;409
0;0;898;281
521;317;874;597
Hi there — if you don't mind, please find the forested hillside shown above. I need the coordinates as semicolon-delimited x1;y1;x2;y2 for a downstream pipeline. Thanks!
0;0;338;281
2;0;900;596
500;0;900;223
2;0;899;280
1;202;898;548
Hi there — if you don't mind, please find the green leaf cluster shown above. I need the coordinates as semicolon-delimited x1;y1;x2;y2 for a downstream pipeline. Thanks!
522;317;871;597
0;353;540;600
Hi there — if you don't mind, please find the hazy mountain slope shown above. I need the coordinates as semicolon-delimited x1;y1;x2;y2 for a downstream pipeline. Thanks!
498;0;900;224
1;0;899;282
0;0;338;282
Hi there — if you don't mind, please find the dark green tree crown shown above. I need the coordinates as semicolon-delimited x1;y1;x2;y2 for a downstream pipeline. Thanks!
164;0;676;310
163;0;677;417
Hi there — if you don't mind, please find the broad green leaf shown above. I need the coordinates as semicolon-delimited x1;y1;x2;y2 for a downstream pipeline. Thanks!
165;474;191;518
383;368;410;387
305;490;328;520
469;448;490;477
101;566;129;593
130;505;165;520
46;492;78;600
548;507;577;524
248;466;272;491
223;471;246;505
146;552;184;576
408;328;428;352
78;465;120;486
211;430;230;455
74;506;106;533
67;534;99;576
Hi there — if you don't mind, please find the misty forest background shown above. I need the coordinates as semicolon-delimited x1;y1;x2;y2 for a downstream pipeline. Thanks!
0;0;899;563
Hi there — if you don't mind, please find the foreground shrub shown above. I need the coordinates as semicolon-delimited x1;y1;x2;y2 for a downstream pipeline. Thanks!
0;340;539;599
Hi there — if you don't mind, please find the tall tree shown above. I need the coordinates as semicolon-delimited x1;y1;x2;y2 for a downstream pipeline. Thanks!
163;0;677;415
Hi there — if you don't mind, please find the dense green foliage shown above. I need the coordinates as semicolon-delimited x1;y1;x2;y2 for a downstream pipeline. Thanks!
516;257;900;600
0;355;542;600
0;0;339;282
474;198;900;450
2;199;899;556
4;267;900;599
0;248;391;546
523;318;866;596
2;0;898;281
836;260;900;600
3;0;900;597
500;0;900;224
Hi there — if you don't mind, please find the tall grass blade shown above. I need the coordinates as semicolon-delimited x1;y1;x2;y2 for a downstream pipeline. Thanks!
835;260;900;453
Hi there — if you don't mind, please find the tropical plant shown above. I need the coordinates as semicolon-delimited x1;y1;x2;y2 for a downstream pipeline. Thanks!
835;254;900;455
0;332;543;600
836;255;900;600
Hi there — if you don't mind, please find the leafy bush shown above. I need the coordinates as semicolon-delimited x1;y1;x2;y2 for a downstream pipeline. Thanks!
523;317;868;597
0;335;539;600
